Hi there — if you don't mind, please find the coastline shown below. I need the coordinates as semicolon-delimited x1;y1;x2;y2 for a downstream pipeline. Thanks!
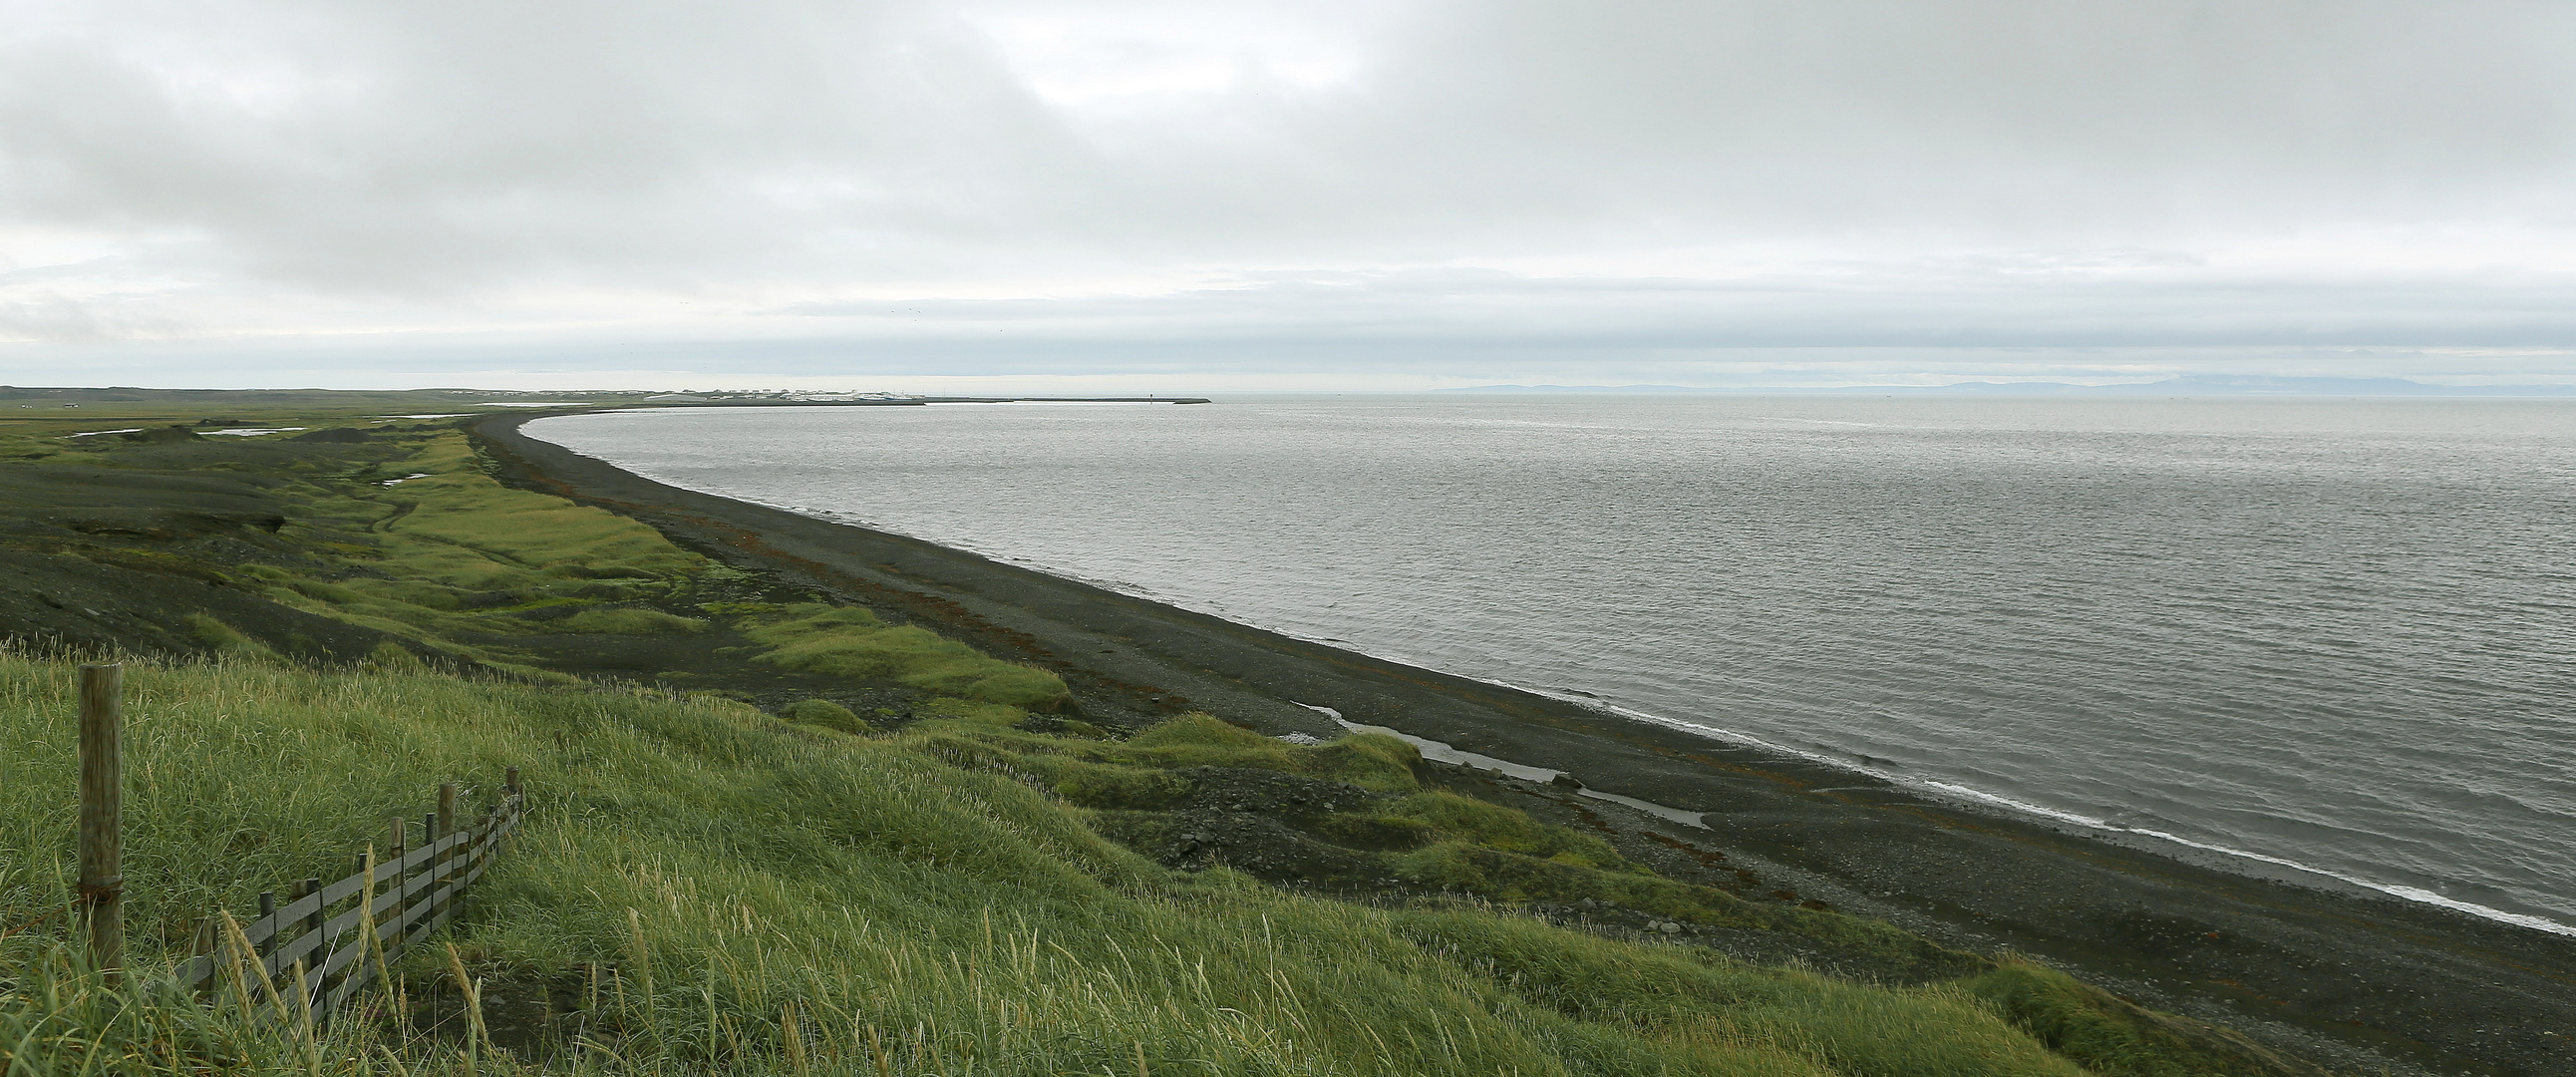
478;410;2576;1077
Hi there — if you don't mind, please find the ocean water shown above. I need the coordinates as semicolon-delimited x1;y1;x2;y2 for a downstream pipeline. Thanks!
527;396;2576;932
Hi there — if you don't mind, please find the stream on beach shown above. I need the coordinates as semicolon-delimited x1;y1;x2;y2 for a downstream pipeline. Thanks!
526;395;2576;935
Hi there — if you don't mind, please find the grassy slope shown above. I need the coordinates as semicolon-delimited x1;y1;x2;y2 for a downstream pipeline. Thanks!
0;407;2311;1076
5;653;2109;1077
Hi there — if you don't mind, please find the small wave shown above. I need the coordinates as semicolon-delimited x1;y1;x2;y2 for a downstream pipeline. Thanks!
1458;687;2576;937
1755;416;1896;428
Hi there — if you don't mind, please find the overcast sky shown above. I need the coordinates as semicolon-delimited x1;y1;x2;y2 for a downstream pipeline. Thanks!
5;0;2574;390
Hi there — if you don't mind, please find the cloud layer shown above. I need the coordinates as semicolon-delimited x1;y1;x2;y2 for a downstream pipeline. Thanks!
5;0;2573;386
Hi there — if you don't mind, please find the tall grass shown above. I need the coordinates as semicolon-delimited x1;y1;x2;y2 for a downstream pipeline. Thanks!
1;650;2119;1076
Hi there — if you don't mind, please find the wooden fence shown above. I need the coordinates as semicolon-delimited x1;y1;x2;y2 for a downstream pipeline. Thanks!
174;773;526;1027
69;663;531;1030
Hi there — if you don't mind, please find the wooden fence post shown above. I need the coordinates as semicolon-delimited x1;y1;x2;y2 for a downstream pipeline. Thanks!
77;663;124;976
305;877;325;934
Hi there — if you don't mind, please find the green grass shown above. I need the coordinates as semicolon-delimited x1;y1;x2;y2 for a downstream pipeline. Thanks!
559;607;711;636
1;649;2201;1077
1956;963;2293;1077
362;435;703;589
1386;790;1632;869
181;614;278;660
181;432;712;670
1091;712;1421;791
777;699;869;735
742;604;1072;712
35;427;1081;713
905;713;1973;976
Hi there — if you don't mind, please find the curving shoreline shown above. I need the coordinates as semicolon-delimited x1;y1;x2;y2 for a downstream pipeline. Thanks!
477;410;2575;1077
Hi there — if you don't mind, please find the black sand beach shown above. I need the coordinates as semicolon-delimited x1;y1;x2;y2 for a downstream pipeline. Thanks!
480;412;2576;1077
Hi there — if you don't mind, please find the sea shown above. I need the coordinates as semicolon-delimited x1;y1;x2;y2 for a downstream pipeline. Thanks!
526;395;2576;934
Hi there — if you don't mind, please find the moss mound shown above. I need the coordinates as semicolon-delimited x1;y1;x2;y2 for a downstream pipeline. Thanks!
745;604;1072;711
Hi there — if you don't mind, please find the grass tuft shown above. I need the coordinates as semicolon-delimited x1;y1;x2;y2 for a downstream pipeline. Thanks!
181;613;277;659
778;698;870;735
1389;789;1631;868
560;607;712;635
745;605;1072;712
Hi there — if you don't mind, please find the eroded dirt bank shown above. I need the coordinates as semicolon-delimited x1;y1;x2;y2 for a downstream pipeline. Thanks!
478;412;2576;1077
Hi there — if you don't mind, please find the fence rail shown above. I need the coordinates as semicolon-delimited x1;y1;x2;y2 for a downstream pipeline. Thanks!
175;773;526;1028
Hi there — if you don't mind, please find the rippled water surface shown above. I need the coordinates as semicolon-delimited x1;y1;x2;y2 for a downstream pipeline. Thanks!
529;396;2576;929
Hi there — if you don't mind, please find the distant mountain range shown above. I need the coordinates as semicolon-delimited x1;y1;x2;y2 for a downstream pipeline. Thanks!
1438;375;2576;396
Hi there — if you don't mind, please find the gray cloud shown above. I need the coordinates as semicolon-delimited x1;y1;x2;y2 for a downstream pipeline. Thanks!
3;0;2573;385
1365;2;2576;230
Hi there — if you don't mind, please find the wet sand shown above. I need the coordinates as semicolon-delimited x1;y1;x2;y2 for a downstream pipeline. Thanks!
479;412;2576;1077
